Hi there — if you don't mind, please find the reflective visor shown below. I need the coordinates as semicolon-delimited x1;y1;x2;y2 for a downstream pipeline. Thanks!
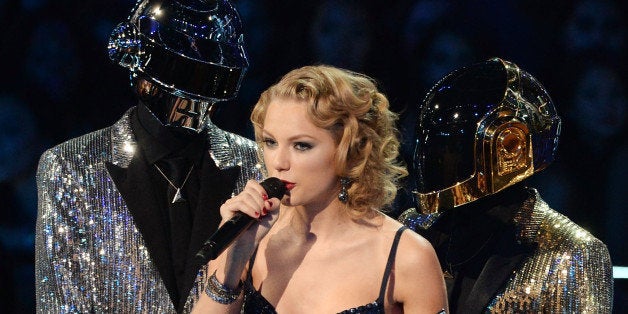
136;15;248;101
140;42;245;101
414;120;476;193
414;60;507;193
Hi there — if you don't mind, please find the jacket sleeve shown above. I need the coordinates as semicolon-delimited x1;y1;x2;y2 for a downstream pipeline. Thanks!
529;231;615;313
560;237;614;313
35;148;92;313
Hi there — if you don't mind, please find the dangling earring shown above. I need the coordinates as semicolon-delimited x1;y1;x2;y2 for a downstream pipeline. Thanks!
338;177;350;203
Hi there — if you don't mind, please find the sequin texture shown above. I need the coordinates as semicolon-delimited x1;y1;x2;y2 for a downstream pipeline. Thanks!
35;109;263;313
399;189;613;313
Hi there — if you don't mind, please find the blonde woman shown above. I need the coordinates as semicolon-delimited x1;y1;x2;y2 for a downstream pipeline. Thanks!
193;65;447;313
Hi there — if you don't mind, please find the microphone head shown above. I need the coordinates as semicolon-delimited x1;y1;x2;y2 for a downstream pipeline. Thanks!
260;177;287;200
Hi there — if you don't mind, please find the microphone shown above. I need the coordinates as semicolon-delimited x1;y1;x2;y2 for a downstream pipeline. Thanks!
196;177;287;263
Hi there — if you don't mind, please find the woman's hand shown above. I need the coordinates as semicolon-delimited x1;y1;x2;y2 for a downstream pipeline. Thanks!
218;179;283;266
192;180;284;313
219;179;279;223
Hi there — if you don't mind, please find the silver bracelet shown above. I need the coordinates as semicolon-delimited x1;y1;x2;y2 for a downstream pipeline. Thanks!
205;270;243;304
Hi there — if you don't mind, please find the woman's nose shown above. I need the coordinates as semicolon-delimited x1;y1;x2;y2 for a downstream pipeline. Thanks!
270;147;290;171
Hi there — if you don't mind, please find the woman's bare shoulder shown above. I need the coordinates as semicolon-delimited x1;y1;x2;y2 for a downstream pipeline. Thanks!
382;216;448;310
380;216;439;273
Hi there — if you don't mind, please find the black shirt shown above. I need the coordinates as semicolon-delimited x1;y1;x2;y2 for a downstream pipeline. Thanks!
131;103;208;309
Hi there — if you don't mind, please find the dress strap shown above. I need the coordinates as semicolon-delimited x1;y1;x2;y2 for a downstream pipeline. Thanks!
246;245;260;282
376;226;407;303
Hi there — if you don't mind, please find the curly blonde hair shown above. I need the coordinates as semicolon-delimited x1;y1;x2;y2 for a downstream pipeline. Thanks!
250;65;407;216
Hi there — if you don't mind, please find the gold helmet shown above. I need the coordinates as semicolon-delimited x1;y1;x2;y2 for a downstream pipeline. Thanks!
414;58;561;214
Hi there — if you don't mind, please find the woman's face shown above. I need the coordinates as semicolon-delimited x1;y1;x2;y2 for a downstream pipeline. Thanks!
261;97;340;210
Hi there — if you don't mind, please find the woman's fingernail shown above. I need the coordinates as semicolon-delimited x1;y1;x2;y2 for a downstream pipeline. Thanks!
255;211;260;217
262;193;268;201
262;208;268;216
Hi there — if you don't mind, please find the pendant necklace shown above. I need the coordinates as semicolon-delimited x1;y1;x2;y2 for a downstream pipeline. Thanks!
154;164;195;203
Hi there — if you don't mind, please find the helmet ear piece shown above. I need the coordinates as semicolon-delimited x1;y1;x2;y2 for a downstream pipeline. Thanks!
108;22;143;69
494;125;531;177
484;121;534;193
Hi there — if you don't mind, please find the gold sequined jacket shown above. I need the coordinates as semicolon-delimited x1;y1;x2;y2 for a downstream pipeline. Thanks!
399;188;613;313
35;108;262;313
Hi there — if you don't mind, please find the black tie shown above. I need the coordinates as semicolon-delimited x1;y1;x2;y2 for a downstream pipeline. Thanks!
160;156;193;298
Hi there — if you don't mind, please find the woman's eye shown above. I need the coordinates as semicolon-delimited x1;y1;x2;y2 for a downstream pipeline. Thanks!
294;142;312;151
262;138;277;147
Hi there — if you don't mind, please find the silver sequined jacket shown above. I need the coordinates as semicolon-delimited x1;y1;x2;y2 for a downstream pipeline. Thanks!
399;189;613;313
35;109;263;313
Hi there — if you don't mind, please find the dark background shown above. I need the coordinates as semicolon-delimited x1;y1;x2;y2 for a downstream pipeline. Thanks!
0;0;626;312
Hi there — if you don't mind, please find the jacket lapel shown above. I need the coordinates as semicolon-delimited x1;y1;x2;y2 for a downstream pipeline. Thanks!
460;229;534;313
106;152;180;307
105;110;259;311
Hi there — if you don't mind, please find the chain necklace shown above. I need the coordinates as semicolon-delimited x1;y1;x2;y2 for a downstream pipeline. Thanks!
443;231;494;280
154;164;195;203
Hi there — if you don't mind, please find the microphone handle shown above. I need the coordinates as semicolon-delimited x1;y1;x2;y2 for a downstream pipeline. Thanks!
195;177;286;264
196;213;255;263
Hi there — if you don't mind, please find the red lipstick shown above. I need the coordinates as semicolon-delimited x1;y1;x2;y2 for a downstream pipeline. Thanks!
281;180;296;191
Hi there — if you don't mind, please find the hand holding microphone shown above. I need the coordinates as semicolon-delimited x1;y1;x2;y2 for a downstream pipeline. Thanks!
196;177;287;263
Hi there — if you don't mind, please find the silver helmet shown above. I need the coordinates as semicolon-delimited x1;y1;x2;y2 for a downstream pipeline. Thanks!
108;0;249;131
